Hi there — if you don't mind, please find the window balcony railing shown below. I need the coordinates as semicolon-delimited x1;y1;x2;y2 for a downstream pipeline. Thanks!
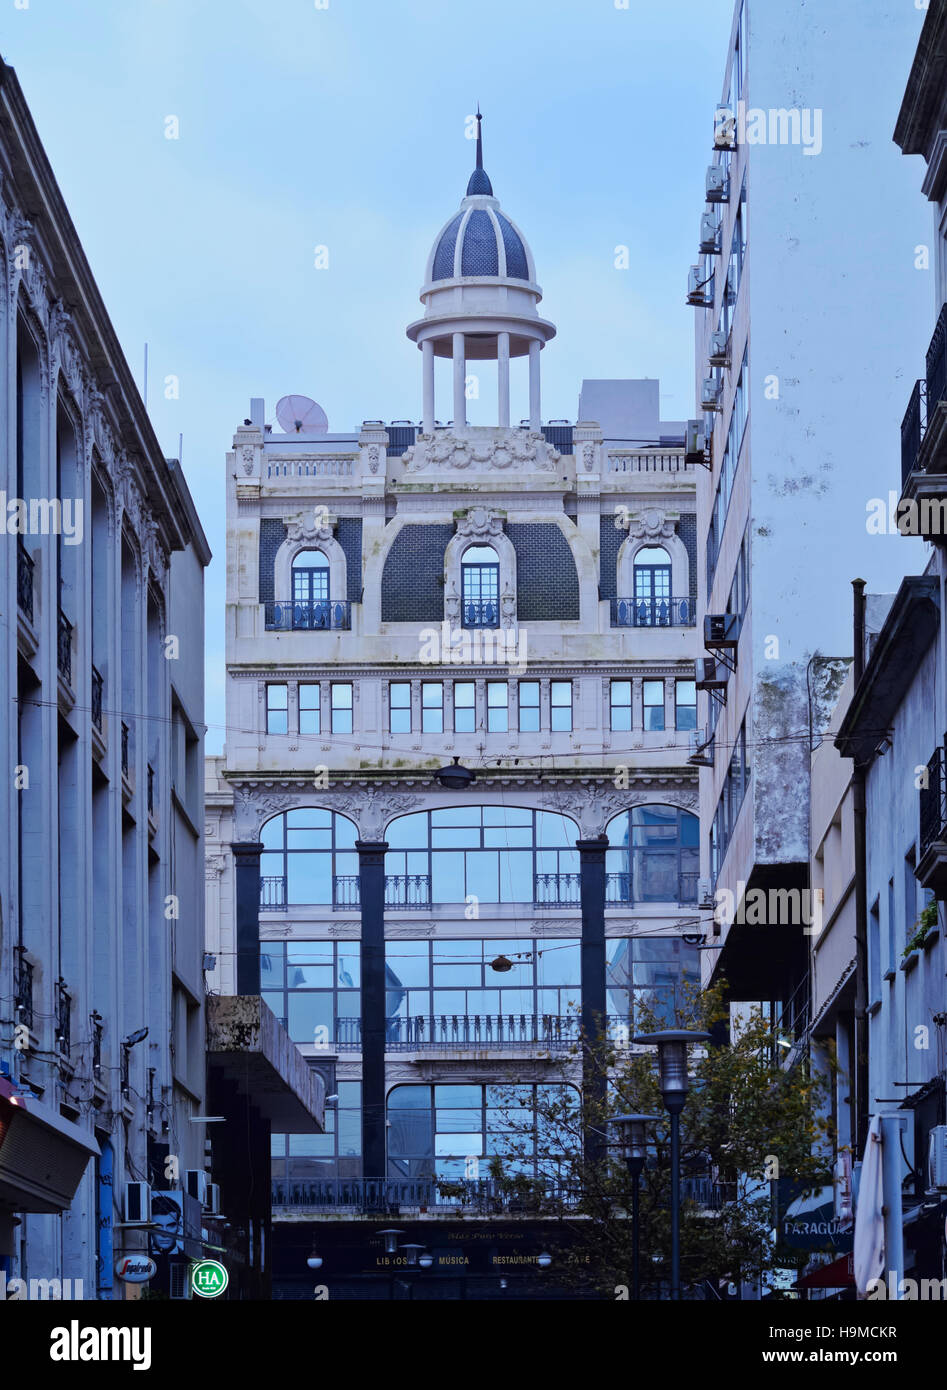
147;765;155;818
56;980;71;1059
17;542;34;622
15;953;33;1032
262;874;434;911
91;666;104;732
901;303;947;484
271;1176;584;1214
611;596;696;628
920;743;947;860
57;609;73;684
928;301;947;422
533;871;580;907
265;599;351;631
901;377;927;487
261;875;287;910
460;600;500;630
335;1013;594;1051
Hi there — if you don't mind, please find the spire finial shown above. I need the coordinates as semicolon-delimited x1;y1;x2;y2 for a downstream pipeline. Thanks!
466;106;493;197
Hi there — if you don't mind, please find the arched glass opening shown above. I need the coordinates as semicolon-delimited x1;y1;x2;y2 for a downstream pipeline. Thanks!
385;805;578;906
461;544;499;629
606;805;699;905
633;545;672;626
292;549;330;628
259;807;357;907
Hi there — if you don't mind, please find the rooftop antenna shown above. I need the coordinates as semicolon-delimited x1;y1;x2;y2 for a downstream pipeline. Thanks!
467;105;492;196
275;394;329;435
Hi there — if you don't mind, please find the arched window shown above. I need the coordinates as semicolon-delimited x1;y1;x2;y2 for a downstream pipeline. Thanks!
259;807;357;907
633;546;672;626
385;806;578;906
606;805;699;905
461;545;500;629
291;550;330;628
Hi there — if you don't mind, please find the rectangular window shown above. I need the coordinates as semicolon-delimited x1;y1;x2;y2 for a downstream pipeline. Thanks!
610;680;632;732
332;683;353;734
422;682;444;733
675;680;697;731
551;681;572;732
869;898;881;1005
643;680;665;732
390;682;411;734
454;681;475;733
299;683;320;735
266;683;288;735
519;681;540;733
487;682;508;733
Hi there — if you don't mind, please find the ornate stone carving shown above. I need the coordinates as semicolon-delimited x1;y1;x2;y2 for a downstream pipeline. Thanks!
286;508;335;544
241;445;255;475
384;923;437;937
401;431;558;473
368;445;380;474
627;507;676;542
582;442;596;473
332;788;424;840
456;507;503;540
205;855;226;881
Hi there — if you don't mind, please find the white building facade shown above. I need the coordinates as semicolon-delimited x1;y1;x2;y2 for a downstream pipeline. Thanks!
205;120;704;1296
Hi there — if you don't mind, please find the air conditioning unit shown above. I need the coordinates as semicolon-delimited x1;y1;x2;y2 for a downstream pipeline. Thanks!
169;1262;192;1300
207;1183;222;1217
704;612;742;648
709;329;730;367
124;1181;152;1224
699;212;722;255
686;265;712;308
706;164;729;203
684;419;706;463
701;377;723;411
696;658;728;691
714;107;737;150
687;727;715;768
927;1125;947;1190
185;1169;209;1208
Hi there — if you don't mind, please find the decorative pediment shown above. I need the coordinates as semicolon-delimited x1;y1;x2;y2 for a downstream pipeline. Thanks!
285;508;336;544
401;430;559;473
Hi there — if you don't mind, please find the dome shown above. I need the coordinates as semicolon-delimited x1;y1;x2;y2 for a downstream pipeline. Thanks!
425;111;534;285
430;206;531;282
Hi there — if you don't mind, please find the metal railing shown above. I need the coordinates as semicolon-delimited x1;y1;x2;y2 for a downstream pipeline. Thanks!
461;600;500;630
121;723;130;777
927;301;947;418
335;1013;588;1051
56;980;71;1058
265;599;352;631
612;596;696;627
262;874;434;911
17;542;34;622
920;741;947;861
15;954;33;1032
901;378;927;486
534;871;580;907
57;609;73;683
91;666;103;732
271;1176;584;1212
542;424;574;455
147;765;155;818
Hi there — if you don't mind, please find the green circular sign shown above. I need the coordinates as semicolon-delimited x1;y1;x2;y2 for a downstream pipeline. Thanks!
190;1259;229;1298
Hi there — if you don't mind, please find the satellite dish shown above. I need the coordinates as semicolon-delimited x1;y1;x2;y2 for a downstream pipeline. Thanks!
276;395;328;435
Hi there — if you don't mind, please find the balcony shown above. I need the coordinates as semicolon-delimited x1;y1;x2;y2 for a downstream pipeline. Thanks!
271;1176;583;1215
918;741;947;895
15;953;33;1032
91;666;103;732
120;722;130;777
17;543;34;623
260;874;433;911
606;449;690;473
536;872;699;909
900;304;947;541
265;599;352;631
335;1013;598;1052
57;609;73;684
611;596;696;628
460;600;499;630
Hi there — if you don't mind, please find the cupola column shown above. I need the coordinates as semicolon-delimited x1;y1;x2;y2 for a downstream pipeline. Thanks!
452;332;466;427
422;339;435;434
528;339;541;430
497;331;510;427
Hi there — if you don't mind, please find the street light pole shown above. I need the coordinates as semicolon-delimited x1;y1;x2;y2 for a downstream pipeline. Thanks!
632;1030;710;1301
611;1113;660;1300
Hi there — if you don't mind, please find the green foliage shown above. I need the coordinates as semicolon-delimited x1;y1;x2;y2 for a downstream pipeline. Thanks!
488;980;832;1297
903;900;938;957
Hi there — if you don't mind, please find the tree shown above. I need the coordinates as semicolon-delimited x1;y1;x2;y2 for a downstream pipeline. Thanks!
489;981;833;1298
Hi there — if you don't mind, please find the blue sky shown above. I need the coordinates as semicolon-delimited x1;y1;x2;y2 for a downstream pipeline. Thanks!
2;0;757;748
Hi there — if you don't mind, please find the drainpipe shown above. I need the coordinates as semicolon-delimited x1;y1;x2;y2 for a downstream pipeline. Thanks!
851;579;870;1153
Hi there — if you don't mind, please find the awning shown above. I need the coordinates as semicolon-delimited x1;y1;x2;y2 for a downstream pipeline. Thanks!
796;1252;855;1289
0;1078;99;1213
206;996;325;1133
